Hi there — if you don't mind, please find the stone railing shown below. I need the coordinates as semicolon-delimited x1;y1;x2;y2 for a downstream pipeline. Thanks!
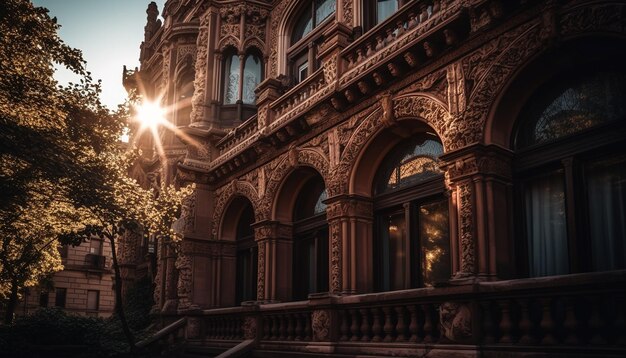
216;114;259;155
179;271;626;356
269;67;329;126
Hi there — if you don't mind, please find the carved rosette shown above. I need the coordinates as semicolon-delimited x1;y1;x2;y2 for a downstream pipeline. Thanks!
312;310;331;341
242;316;258;340
439;302;472;343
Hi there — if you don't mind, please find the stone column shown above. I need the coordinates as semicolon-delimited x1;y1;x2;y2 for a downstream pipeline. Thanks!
440;144;513;282
162;238;179;313
253;220;293;302
325;195;374;294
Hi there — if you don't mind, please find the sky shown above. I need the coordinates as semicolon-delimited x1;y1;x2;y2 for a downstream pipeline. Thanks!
32;0;166;109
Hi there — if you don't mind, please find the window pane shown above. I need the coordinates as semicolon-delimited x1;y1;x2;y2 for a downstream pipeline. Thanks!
379;211;406;291
377;0;398;24
524;171;569;277
292;7;312;44
242;54;262;104
315;0;335;25
55;288;67;308
517;71;626;148
223;54;240;104
419;199;450;286
87;290;99;310
376;136;443;194
298;62;309;83
586;156;626;271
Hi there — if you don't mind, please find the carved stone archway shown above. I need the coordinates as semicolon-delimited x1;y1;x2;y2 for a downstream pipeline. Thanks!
212;178;260;240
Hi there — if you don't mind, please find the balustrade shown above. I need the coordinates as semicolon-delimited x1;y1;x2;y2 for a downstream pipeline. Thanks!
174;272;625;355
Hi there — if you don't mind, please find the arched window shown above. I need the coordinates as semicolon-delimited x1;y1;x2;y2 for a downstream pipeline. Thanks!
175;73;194;126
514;68;626;277
293;174;329;300
288;1;335;84
222;49;264;105
373;134;450;291
236;202;257;304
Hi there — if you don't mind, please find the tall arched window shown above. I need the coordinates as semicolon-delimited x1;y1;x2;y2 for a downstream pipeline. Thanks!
288;0;335;84
222;49;263;105
373;134;450;291
175;72;194;126
293;174;329;300
236;202;257;304
514;68;626;277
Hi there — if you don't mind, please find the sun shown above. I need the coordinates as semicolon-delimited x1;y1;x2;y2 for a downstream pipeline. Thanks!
135;100;166;130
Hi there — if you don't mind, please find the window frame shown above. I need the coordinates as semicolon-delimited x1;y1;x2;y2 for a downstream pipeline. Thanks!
235;204;258;304
512;68;626;277
287;1;335;85
372;135;451;292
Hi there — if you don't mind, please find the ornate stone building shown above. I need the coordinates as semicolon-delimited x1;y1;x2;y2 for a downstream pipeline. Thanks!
126;0;626;356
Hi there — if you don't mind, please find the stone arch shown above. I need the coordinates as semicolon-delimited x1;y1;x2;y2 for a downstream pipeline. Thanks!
332;93;451;196
211;179;260;240
258;147;331;221
482;4;626;148
218;36;240;53
243;39;266;56
219;196;256;242
269;0;304;77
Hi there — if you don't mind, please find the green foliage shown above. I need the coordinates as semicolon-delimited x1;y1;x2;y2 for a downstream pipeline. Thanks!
0;307;160;357
123;276;155;331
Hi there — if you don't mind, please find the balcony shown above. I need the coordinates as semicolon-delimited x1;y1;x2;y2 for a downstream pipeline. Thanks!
161;271;625;357
84;254;106;270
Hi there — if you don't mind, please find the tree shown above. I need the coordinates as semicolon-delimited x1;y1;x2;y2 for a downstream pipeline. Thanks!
0;5;192;354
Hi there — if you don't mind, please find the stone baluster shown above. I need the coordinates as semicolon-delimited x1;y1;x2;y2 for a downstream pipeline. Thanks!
518;298;535;345
304;313;312;341
271;315;279;339
481;301;496;344
539;298;556;345
263;317;270;339
295;313;304;341
498;300;513;344
383;306;395;342
588;296;606;345
287;314;295;340
408;305;420;342
339;310;349;341
423;304;435;343
562;297;578;345
360;308;371;342
279;315;287;340
372;307;383;342
347;309;359;341
395;306;407;342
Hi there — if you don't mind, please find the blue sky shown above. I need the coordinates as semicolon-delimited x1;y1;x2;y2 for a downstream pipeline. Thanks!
32;0;166;109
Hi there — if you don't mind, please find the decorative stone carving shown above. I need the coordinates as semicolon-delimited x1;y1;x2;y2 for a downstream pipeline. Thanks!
447;62;466;115
393;94;452;146
457;182;475;276
439;302;472;343
559;2;625;36
322;53;338;84
269;0;289;77
187;317;201;339
211;178;260;239
342;0;353;25
242;316;257;340
312;310;331;341
329;221;341;293
379;92;396;127
257;242;265;300
190;12;209;124
177;45;197;64
175;247;193;309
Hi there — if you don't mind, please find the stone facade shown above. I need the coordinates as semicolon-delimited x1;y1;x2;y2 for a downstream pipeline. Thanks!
127;0;626;356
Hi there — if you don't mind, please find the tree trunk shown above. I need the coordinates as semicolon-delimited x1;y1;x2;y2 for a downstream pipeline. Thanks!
4;279;19;324
108;234;136;352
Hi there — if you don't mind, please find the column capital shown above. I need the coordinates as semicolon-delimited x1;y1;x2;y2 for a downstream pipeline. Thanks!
439;143;513;183
325;194;373;220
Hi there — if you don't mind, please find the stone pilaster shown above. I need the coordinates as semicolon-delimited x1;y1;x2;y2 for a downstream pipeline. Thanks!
253;220;293;302
440;144;513;282
325;195;374;294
